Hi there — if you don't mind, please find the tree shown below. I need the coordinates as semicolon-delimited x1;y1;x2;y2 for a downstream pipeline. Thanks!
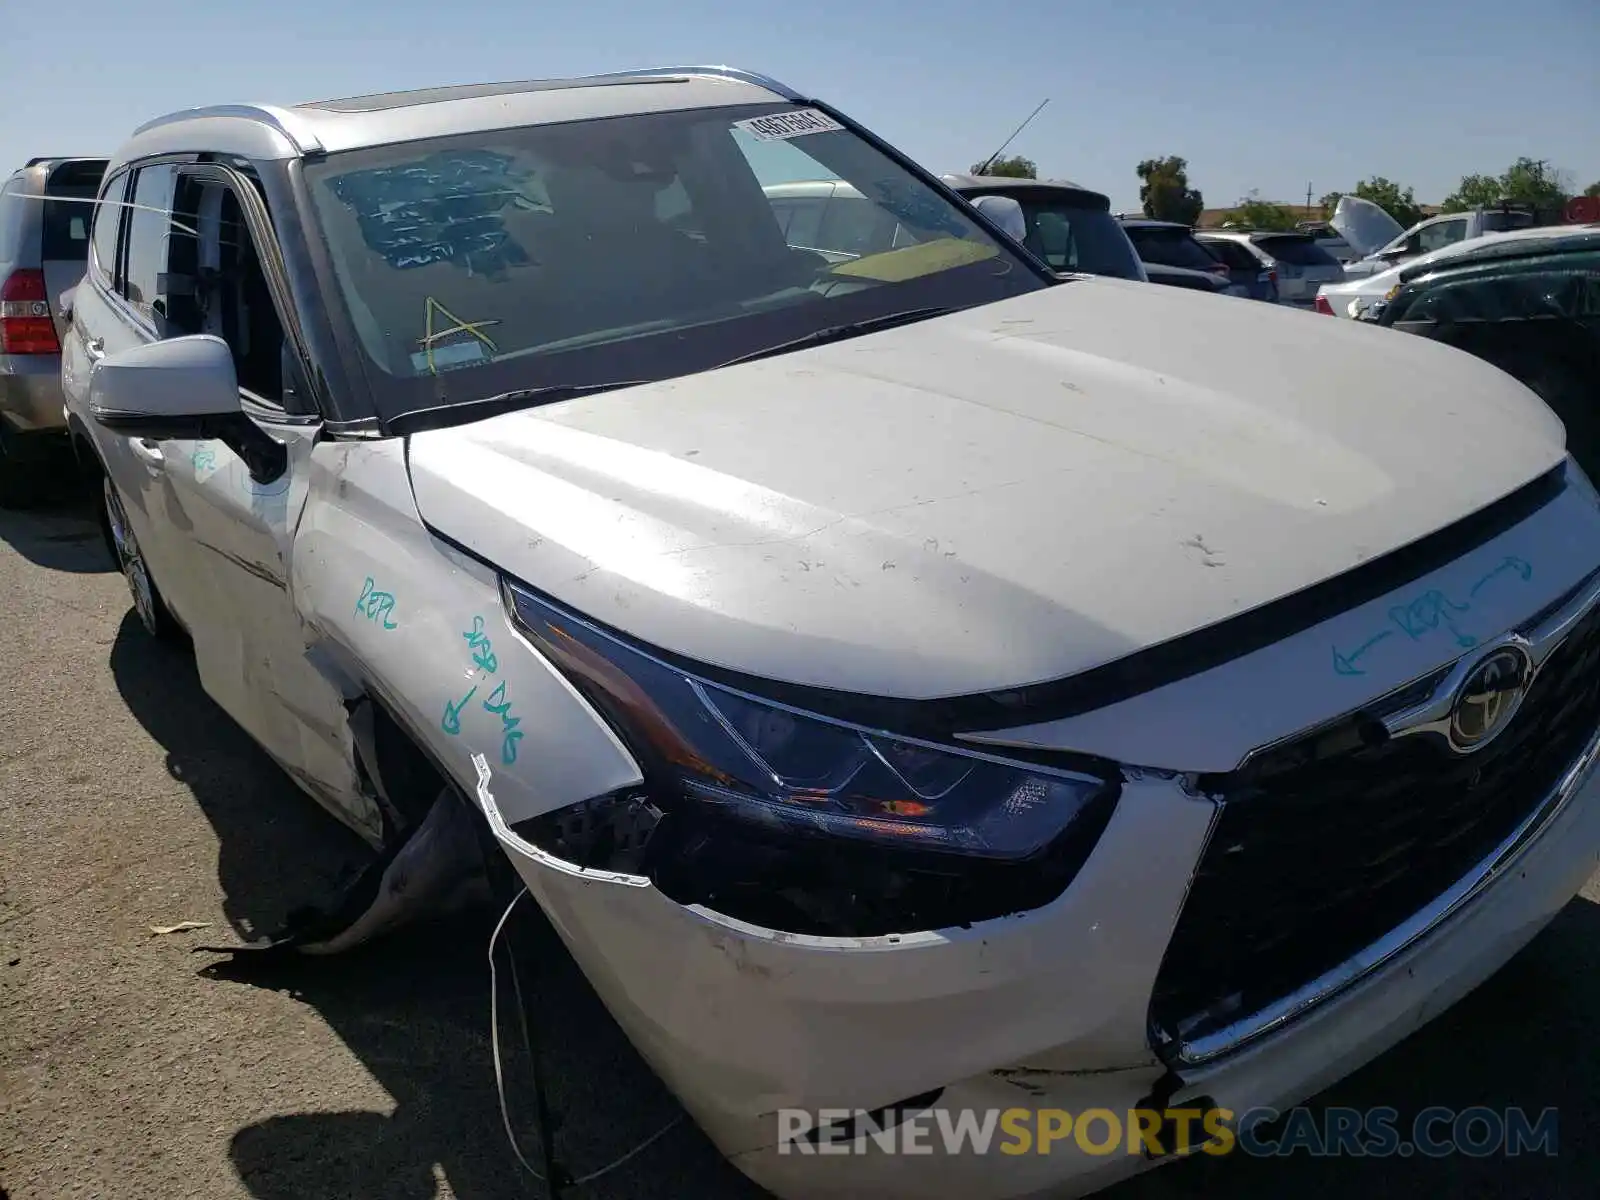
970;154;1037;179
1443;158;1571;214
1585;181;1600;198
1319;191;1343;218
1350;177;1423;229
1226;191;1296;230
1136;156;1203;225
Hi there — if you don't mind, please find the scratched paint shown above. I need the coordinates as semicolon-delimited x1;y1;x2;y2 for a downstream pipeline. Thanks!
354;576;400;629
1332;555;1533;676
440;615;523;763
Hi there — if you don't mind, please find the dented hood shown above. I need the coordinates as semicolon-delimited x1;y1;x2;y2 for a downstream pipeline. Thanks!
1330;194;1407;258
406;279;1565;700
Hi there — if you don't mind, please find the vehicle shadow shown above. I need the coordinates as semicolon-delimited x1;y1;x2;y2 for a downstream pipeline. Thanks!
0;490;114;574
106;612;765;1200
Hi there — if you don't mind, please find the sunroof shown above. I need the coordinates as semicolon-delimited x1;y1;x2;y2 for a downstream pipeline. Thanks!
299;76;688;114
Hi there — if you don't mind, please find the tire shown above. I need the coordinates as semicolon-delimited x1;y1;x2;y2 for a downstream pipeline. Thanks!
101;476;183;642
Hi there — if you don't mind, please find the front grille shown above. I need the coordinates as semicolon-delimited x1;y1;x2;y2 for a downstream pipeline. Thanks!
1150;600;1600;1057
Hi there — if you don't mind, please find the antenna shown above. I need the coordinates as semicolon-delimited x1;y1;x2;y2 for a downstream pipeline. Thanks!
974;98;1049;176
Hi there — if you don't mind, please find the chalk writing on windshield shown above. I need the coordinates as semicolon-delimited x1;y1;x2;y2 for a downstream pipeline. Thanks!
355;576;399;629
416;295;501;377
1332;556;1533;677
324;150;539;276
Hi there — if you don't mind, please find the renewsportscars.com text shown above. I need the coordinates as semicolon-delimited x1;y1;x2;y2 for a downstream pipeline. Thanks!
777;1105;1559;1159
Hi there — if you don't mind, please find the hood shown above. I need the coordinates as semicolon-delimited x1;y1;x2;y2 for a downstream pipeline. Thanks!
1330;195;1405;257
407;279;1566;701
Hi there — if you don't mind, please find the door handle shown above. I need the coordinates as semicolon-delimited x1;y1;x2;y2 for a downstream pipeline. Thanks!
131;438;164;466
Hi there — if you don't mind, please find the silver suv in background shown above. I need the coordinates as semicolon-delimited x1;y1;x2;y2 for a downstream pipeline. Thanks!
1198;229;1345;307
0;156;108;504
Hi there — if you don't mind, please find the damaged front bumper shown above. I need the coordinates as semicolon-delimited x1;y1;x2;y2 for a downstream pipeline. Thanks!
476;733;1600;1200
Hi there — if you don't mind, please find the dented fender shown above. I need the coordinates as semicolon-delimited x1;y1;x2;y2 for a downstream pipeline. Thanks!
289;438;643;828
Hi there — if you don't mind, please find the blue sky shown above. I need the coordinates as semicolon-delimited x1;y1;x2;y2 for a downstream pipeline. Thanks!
6;0;1597;212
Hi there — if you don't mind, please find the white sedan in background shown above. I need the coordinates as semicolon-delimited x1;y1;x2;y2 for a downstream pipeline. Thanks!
1314;225;1586;320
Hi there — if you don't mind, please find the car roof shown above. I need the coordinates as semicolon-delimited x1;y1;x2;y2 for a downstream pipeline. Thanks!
1399;223;1600;282
6;156;109;191
106;67;799;174
1117;217;1193;231
942;173;1101;196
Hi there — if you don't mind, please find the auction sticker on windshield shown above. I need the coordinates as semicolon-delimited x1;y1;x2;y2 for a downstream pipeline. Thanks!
733;109;845;141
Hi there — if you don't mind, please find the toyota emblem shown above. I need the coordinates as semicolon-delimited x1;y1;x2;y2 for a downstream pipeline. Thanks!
1449;646;1532;752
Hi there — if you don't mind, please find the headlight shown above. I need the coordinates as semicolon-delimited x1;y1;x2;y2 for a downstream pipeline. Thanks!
504;580;1117;935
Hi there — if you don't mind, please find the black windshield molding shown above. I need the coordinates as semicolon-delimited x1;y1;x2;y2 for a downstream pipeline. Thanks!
419;460;1569;742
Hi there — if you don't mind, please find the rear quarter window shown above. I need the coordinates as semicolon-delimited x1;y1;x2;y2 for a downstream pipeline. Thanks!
1254;235;1340;268
42;187;98;261
41;162;106;262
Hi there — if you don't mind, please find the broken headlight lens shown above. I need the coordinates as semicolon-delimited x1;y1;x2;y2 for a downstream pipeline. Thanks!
505;581;1110;861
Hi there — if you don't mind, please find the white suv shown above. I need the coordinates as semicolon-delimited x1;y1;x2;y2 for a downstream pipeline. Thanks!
63;68;1600;1200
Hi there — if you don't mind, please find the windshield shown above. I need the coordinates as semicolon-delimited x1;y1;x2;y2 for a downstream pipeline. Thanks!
301;103;1043;426
1124;226;1222;273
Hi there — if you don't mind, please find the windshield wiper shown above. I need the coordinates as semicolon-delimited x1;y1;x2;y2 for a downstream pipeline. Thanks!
714;307;958;370
390;381;649;436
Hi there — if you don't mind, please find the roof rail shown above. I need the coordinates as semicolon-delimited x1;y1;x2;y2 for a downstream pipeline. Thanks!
576;65;802;99
129;104;324;154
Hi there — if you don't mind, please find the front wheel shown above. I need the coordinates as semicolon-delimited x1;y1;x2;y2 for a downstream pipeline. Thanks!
102;478;181;641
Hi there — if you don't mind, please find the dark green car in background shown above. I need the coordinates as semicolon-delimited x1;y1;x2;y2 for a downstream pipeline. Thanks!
1379;226;1600;477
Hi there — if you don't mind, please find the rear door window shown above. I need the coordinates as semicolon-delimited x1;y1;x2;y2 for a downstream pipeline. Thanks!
1253;234;1340;268
1126;226;1221;272
122;164;178;323
816;194;900;257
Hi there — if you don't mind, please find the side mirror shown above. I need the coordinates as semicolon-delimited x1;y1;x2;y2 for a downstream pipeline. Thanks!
970;194;1028;245
89;334;241;439
89;334;289;482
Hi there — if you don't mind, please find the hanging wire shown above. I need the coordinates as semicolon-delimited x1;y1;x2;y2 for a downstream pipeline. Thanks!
487;885;686;1195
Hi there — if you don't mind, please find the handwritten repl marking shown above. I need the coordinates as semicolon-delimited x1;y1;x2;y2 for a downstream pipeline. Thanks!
355;576;399;629
483;681;524;764
418;296;501;377
192;445;217;473
1332;555;1534;677
442;684;478;736
464;615;499;672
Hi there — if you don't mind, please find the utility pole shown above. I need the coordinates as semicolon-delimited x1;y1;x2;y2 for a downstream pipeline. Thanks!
1305;182;1314;218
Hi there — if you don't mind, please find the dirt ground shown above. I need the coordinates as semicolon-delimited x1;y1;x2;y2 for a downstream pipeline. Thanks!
2;492;1597;1200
